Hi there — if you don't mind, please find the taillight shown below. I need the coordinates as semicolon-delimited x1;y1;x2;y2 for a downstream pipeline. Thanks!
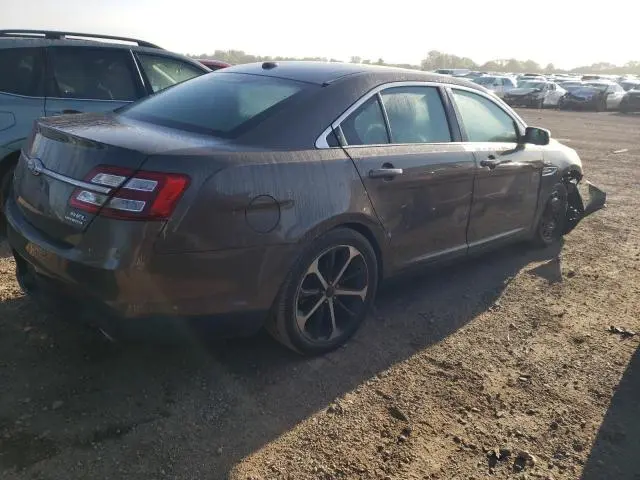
69;166;190;220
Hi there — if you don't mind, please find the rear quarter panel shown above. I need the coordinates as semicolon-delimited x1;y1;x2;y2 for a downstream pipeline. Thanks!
149;148;385;255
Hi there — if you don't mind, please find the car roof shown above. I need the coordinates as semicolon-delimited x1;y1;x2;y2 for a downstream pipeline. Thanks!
0;36;161;51
221;61;483;89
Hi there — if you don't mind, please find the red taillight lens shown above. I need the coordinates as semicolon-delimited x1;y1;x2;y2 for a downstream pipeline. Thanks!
69;166;190;220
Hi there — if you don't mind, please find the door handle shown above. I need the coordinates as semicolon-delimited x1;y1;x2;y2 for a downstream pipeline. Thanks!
62;109;82;114
368;167;404;179
480;156;512;169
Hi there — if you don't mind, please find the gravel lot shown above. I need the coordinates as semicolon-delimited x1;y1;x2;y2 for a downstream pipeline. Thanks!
1;109;639;480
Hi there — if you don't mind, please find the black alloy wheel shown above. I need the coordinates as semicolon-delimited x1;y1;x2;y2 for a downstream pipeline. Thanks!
268;228;378;354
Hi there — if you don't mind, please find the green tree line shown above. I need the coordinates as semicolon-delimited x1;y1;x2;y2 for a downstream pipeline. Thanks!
190;49;640;75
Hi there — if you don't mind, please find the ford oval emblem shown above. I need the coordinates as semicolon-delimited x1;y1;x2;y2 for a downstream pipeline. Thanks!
27;157;44;176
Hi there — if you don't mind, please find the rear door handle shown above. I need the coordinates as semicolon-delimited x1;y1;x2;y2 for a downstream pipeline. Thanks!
368;167;404;179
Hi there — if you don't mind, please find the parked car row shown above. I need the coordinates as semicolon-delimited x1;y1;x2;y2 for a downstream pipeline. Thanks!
1;30;606;354
434;68;640;112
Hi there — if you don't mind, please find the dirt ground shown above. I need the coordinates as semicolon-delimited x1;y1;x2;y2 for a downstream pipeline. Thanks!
1;109;639;480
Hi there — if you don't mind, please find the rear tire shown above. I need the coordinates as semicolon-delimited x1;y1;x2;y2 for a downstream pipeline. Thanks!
533;182;568;248
266;228;378;355
0;164;15;238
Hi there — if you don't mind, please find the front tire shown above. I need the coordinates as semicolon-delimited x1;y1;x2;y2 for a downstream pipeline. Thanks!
267;228;378;355
533;183;568;247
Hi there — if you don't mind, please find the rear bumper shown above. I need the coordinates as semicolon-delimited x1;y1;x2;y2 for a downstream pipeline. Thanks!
5;195;297;339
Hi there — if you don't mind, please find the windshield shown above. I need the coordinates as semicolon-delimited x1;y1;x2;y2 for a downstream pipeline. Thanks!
519;81;546;89
122;72;309;138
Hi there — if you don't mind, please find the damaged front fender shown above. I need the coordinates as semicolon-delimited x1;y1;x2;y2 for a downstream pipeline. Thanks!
563;180;607;234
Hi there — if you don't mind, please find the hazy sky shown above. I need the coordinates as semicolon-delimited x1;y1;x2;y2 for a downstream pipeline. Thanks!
3;0;637;69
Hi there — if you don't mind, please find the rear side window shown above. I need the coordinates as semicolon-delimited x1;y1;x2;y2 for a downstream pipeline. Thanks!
137;54;204;93
47;47;138;101
122;72;308;138
381;86;451;143
340;96;389;145
0;48;45;96
452;89;519;143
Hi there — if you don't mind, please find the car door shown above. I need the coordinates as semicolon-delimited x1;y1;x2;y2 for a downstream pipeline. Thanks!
606;84;625;109
546;83;563;106
503;78;515;95
0;47;46;152
492;79;504;97
448;88;543;252
134;53;206;94
44;46;144;116
335;84;476;270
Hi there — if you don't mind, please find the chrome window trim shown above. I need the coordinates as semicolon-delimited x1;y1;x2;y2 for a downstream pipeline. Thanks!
331;141;465;150
315;81;526;149
0;91;45;100
316;81;449;149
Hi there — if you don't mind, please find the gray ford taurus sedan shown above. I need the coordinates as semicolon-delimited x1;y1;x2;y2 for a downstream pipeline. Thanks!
5;61;605;354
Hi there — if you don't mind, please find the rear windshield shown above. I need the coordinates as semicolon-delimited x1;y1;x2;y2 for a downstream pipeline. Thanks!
121;72;309;138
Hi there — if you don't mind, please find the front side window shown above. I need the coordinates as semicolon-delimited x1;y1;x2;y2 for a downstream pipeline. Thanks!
0;47;44;96
340;96;389;146
123;72;308;138
452;89;519;143
137;54;205;93
380;87;451;143
48;47;138;101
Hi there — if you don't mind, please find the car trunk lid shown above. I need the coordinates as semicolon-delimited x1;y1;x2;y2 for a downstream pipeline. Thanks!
12;114;187;246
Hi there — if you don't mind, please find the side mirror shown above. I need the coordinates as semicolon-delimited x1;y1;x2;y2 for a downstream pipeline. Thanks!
522;126;550;146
